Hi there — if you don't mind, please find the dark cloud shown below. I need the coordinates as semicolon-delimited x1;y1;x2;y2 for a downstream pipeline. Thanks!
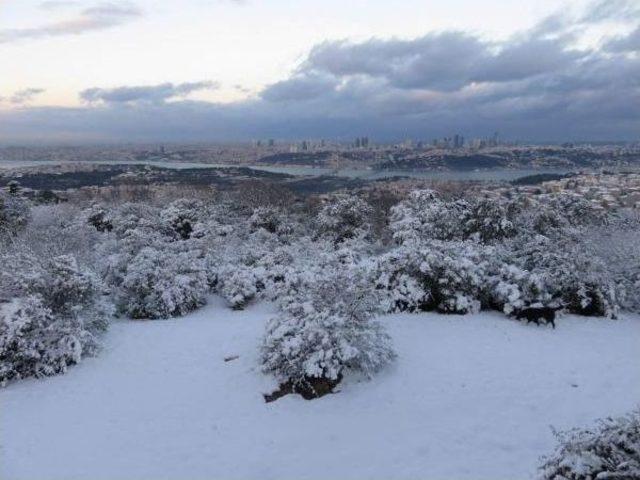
261;73;339;101
8;88;46;104
605;26;640;52
302;33;587;93
0;2;141;44
80;81;220;104
1;0;638;143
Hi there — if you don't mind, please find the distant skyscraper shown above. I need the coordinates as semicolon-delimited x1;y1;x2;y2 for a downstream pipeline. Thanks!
452;134;464;149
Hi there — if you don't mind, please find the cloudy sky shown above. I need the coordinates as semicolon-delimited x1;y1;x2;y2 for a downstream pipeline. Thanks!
0;0;638;143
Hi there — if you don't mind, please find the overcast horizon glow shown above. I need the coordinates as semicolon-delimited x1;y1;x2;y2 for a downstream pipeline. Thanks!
0;0;638;143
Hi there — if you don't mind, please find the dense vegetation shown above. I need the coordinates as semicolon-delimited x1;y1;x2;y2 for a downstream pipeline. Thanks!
1;185;639;390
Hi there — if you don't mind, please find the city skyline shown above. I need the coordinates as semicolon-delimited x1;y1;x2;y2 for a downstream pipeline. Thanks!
1;0;639;143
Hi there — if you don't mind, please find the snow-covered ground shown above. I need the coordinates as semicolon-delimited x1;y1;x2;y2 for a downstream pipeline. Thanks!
2;297;639;480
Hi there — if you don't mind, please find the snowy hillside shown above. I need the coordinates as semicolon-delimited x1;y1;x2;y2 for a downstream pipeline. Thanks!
2;297;639;480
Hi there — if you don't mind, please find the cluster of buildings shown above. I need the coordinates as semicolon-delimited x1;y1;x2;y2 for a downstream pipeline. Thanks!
513;173;640;210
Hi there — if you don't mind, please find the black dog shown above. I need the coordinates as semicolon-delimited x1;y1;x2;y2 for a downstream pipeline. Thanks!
514;307;559;328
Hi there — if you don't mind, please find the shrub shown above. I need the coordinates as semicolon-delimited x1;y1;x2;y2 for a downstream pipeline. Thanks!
538;410;640;480
0;191;30;239
484;263;548;314
217;264;262;310
0;296;101;385
249;206;284;234
512;236;619;317
585;211;640;313
390;189;468;244
261;269;395;385
118;246;208;319
465;197;517;243
0;252;107;385
375;248;431;313
375;240;488;314
160;198;206;240
315;194;373;244
84;203;113;232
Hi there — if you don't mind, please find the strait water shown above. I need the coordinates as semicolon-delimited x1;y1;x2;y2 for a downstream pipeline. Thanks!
0;159;574;181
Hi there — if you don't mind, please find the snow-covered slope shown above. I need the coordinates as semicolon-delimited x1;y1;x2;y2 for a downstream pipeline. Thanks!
2;297;639;480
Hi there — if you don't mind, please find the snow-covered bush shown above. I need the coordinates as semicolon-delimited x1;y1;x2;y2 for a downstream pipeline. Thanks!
390;190;519;245
1;252;107;323
83;203;113;232
374;248;431;313
217;264;263;310
315;194;373;244
548;193;608;229
484;263;548;314
585;211;640;313
375;240;489;314
538;409;640;480
160;198;206;240
418;241;488;314
390;189;469;244
18;204;104;268
0;295;102;385
109;202;165;238
249;206;284;234
117;246;208;319
525;194;607;238
465;197;517;243
511;235;619;317
261;269;395;385
0;190;30;239
0;252;108;385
